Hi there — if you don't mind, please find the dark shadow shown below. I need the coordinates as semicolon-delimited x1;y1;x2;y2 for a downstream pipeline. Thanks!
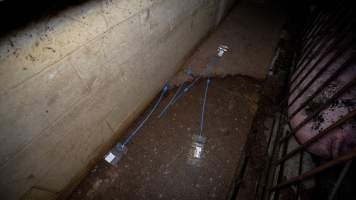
0;0;96;37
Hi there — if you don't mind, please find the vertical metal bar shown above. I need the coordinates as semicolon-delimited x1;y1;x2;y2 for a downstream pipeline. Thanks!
328;161;352;200
255;116;278;200
265;109;291;200
261;113;283;200
266;118;277;155
296;151;304;199
273;127;290;200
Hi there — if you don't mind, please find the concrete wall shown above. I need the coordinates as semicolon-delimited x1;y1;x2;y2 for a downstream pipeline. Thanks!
0;0;236;199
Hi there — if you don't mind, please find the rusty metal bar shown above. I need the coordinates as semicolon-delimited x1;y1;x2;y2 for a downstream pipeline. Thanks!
279;57;356;143
275;109;356;166
269;148;356;191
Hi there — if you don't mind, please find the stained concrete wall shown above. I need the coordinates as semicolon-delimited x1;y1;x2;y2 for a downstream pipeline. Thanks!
0;0;236;199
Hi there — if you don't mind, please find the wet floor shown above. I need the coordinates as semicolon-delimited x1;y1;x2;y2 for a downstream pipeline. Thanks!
69;0;285;198
70;76;261;200
181;0;284;80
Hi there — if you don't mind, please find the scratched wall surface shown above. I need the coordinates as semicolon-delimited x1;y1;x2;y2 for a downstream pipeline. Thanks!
0;0;236;199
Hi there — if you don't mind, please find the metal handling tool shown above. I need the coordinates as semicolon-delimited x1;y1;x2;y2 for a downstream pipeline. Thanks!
171;45;229;107
104;84;169;167
187;78;211;166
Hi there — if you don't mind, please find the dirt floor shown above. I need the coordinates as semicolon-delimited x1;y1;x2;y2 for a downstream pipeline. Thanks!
70;76;261;200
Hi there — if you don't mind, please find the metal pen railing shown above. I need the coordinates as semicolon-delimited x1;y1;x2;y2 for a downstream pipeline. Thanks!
259;4;356;200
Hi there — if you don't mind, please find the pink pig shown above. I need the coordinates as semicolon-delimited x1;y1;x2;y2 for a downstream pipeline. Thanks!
288;48;356;159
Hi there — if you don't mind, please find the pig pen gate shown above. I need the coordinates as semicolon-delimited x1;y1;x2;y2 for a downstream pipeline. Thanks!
252;2;356;200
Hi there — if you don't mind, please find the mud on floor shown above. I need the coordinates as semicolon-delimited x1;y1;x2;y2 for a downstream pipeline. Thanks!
70;76;261;200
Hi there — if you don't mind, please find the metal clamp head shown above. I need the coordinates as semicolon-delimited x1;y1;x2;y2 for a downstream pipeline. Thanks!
217;45;229;57
104;143;128;167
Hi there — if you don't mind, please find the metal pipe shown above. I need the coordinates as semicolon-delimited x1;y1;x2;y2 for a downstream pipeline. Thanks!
264;112;287;200
171;76;201;105
199;78;211;136
269;148;356;191
295;151;304;199
273;126;290;200
122;84;169;146
158;83;185;118
260;113;283;200
328;160;352;200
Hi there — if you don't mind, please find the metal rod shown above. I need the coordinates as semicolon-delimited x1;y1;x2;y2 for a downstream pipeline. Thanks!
275;109;356;166
296;151;304;199
266;118;277;155
301;11;326;44
291;9;348;83
199;78;211;136
123;84;169;146
290;12;352;88
171;76;201;105
269;148;356;191
261;113;283;200
290;21;351;94
273;126;290;200
299;6;345;55
279;56;356;143
158;83;185;118
265;112;288;200
296;12;333;68
288;41;354;108
280;24;352;106
328;160;352;200
290;74;356;120
289;22;353;95
301;10;325;44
